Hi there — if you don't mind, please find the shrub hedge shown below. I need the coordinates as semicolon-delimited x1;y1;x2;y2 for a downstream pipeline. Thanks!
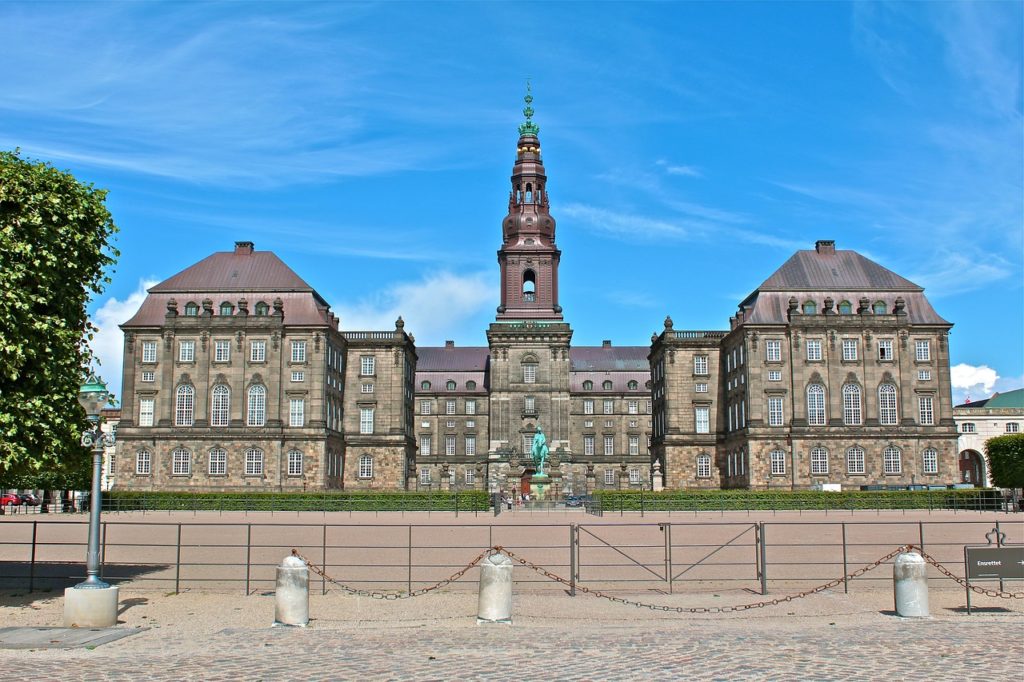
103;490;491;512
591;488;1006;512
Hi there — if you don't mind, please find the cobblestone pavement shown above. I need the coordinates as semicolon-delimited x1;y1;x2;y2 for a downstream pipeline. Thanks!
2;589;1021;681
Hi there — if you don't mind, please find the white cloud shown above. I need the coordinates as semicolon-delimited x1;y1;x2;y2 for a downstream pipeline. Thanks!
334;271;494;344
656;159;702;177
560;203;701;241
950;362;1000;404
90;279;157;403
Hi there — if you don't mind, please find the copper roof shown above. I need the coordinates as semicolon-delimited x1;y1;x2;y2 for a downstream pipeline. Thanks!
756;249;921;292
569;371;650;392
122;292;333;328
569;346;649;371
742;291;950;325
416;346;491;371
151;250;314;294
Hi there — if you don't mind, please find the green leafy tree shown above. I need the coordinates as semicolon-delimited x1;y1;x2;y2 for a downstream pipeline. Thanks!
986;434;1024;488
0;150;118;486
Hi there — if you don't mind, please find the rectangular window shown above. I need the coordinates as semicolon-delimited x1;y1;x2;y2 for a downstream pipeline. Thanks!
914;340;930;362
695;383;708;393
1007;422;1020;433
628;400;638;414
697;456;711;478
694;355;708;375
523;365;536;383
960;422;975;433
446;400;456;415
584;420;593;428
420;437;431;456
768;397;784;426
629;468;641;485
695;407;710;434
173;450;191;476
847;448;865;475
250;340;266;362
918;396;934;425
466;419;475;428
628;419;638;428
604;435;614;456
420;400;432;415
292;371;305;382
604;419;614;428
359;408;374;434
465;400;476;415
842;339;858;361
806;340;822;361
447;420;456;428
646;400;652;414
288;451;303;476
209;450;227;475
878;340;893;361
289;399;304;427
884;448;902;475
360;382;374;393
291;340;307;363
604;469;616;485
215;340;230;362
465;435;476;456
584;400;594;415
445;435;456;456
135;451;151;475
141;370;155;382
138;398;154;427
810;449;829;475
179;340;195;362
142;341;157;363
918;370;931;381
465;468;476;484
245;450;264;476
603;400;614;415
524;396;536;413
628;435;639;456
922;449;938;474
768;370;782;382
765;340;781;362
584;435;595;456
770;450;786;475
360;356;375;376
419;468;432;485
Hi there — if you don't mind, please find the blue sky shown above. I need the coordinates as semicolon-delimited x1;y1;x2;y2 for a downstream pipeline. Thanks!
2;1;1021;404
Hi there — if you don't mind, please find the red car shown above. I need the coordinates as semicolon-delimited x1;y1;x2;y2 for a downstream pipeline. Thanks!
1;493;21;506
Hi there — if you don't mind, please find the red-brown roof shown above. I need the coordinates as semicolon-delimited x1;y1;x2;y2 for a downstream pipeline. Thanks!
151;250;314;293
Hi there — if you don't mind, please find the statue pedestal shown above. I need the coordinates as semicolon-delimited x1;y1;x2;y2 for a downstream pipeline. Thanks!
530;473;551;500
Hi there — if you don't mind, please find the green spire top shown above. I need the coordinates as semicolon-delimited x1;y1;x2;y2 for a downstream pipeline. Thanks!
518;81;539;136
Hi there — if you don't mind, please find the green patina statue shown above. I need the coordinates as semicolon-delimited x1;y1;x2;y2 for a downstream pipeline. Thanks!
531;423;549;476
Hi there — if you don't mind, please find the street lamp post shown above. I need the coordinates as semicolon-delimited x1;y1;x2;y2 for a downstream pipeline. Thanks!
64;374;119;627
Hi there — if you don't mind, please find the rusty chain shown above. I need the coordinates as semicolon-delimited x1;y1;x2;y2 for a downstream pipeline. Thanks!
292;543;1024;609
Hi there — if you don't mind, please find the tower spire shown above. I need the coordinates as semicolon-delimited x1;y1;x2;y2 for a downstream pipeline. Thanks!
519;81;539;136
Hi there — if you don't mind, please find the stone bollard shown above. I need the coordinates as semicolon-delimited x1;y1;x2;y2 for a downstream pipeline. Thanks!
477;552;513;624
893;550;929;618
273;555;309;627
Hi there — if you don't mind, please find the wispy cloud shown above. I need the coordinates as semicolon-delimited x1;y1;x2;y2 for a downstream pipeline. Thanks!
656;159;702;177
560;203;699;241
90;279;158;401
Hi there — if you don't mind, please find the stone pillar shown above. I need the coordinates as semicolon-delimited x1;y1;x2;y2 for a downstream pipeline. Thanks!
477;553;513;624
652;460;664;492
893;551;929;618
274;555;309;627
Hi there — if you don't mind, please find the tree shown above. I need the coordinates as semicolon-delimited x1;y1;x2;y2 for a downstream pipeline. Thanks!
0;150;119;485
986;434;1024;489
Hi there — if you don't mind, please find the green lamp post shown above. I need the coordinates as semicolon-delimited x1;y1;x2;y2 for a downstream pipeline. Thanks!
76;374;115;589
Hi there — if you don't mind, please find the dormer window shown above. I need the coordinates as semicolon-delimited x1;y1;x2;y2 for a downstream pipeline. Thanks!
446;380;457;391
837;300;852;314
523;270;536;303
603;380;613;391
254;301;269;316
184;302;199;316
802;301;817;315
420;380;431;390
628;380;639;390
873;301;887;314
583;380;593;391
219;302;234;316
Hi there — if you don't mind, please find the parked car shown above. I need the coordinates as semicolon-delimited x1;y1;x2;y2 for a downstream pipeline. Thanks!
1;493;21;506
564;496;584;508
18;493;40;506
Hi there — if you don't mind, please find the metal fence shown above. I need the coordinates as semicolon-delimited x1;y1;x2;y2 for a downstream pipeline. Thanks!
2;518;1021;596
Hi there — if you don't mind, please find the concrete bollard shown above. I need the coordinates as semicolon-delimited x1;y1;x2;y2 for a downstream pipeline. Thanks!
273;555;309;627
64;585;119;628
477;552;513;624
893;550;929;618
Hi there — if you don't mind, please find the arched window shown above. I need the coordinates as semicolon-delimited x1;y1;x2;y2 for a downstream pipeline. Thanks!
210;385;230;427
873;301;887;314
846;446;865;474
421;380;431;390
810;447;829;474
878;384;898;425
806;384;826;426
135;449;152;475
842;384;862;425
172;447;192;475
603;380;613;391
837;300;852;314
446;380;456;391
247;385;266;426
802;300;817;315
696;453;711;478
466;380;476;390
183;302;199;316
627;380;639;390
208;448;227;475
219;302;234;316
287;450;304;476
254;301;269;316
583;380;593;391
175;385;194;426
245;448;264;476
522;270;536;302
525;183;533;203
358;454;374;479
884;446;902;474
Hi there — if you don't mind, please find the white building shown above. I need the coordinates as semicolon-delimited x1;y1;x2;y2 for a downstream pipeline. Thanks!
953;388;1023;486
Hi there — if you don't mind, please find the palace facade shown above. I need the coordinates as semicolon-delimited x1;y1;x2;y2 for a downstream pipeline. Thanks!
113;101;959;494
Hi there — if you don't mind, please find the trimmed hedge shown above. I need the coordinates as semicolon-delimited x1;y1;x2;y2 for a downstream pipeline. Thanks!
103;490;490;512
591;488;1005;512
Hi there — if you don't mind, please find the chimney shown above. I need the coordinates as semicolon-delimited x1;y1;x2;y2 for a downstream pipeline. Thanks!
815;240;835;254
234;241;254;255
445;340;455;348
602;340;612;348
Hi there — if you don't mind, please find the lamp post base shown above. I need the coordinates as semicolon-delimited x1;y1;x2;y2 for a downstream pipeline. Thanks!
64;585;119;627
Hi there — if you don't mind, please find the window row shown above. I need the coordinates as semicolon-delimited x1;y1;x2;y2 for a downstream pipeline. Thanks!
581;435;645;457
418;435;478;457
179;300;274;317
417;467;480;486
689;446;940;478
764;338;932;363
419;379;480;391
143;339;309;365
797;299;891;316
134;448;304;476
579;379;644;391
804;384;934;426
420;399;479;415
582;399;652;415
152;386;305;428
960;422;1020;434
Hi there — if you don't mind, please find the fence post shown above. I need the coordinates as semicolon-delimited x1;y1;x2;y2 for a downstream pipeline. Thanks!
918;521;925;554
569;524;576;597
29;521;38;593
996;520;1004;592
175;523;182;595
407;525;413;594
759;522;768;595
321;524;328;596
666;523;673;594
841;522;849;594
245;524;252;595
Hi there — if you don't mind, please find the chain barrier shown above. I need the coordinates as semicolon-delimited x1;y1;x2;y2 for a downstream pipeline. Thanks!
291;542;1024;609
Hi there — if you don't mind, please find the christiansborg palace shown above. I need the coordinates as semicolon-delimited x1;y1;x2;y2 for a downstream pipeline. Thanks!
112;102;959;496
